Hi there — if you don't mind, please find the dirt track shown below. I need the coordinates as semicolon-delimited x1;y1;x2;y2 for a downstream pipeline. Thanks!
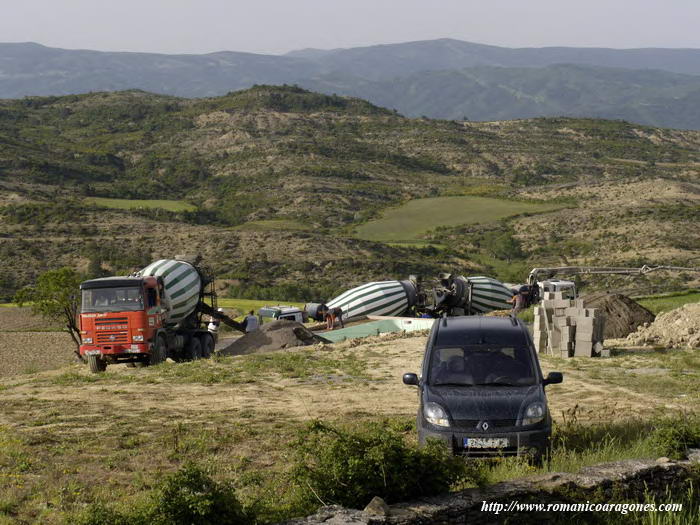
1;334;693;432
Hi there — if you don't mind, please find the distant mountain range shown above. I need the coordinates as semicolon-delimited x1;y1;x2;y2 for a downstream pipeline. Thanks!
3;39;700;128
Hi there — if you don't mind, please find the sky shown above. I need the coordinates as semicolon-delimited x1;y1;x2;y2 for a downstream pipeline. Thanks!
1;0;699;55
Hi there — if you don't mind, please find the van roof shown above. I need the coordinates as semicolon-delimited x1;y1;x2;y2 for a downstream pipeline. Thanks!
433;315;529;347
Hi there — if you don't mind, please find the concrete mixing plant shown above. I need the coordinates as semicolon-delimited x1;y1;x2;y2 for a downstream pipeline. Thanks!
78;259;244;373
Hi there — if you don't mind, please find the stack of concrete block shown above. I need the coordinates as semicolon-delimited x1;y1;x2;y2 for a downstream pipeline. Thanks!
573;309;607;357
533;292;606;358
532;307;548;353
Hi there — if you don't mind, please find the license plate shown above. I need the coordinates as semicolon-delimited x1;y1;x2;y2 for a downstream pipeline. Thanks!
464;437;508;449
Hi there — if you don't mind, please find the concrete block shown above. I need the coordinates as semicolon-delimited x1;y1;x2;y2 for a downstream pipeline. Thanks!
573;299;585;308
560;349;572;358
577;317;594;329
576;334;593;343
559;341;574;352
554;308;566;317
575;341;593;357
554;316;572;327
544;292;563;301
577;326;594;338
559;326;573;340
564;307;584;317
550;332;561;348
550;299;574;308
585;308;600;318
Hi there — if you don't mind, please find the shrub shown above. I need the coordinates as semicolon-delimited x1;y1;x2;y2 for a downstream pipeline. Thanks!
150;463;248;525
70;464;249;525
72;503;148;525
650;417;700;460
290;420;471;510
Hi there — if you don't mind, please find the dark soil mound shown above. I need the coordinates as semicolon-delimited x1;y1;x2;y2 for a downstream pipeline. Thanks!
581;293;655;338
217;320;330;356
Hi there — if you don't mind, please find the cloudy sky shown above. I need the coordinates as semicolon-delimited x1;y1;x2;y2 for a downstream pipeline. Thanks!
2;0;698;54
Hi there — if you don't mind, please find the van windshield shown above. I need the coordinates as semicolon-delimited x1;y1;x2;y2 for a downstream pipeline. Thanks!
82;287;144;313
429;345;536;386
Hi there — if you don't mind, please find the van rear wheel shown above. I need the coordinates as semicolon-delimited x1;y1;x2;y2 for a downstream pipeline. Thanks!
87;354;106;374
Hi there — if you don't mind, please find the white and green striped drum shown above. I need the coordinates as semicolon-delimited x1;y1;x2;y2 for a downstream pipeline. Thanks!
326;280;417;321
463;276;513;313
140;259;202;326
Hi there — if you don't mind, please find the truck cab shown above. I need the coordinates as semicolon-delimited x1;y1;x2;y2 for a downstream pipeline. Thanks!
79;276;165;371
538;279;576;299
258;305;306;323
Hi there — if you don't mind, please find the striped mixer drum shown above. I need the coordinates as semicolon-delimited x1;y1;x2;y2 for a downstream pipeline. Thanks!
326;280;418;321
140;259;202;326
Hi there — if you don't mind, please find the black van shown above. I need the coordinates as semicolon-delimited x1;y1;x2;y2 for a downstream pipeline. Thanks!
403;316;562;459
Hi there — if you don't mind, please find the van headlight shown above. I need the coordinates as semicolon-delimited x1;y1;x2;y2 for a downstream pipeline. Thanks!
424;402;450;427
132;335;144;342
522;402;545;426
82;337;93;344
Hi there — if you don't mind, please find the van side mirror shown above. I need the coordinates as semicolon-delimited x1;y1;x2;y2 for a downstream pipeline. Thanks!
543;372;563;386
403;373;419;386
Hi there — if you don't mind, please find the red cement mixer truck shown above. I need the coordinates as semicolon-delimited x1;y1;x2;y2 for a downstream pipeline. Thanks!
78;259;244;373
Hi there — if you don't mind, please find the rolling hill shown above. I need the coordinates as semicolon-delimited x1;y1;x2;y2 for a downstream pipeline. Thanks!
0;85;698;301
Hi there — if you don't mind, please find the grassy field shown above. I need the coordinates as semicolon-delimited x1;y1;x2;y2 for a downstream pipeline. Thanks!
217;298;305;319
0;333;699;523
355;196;563;242
636;290;700;315
84;197;196;212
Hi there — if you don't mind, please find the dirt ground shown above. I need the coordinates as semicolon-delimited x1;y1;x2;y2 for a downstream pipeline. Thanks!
0;331;698;523
0;331;76;377
1;333;695;430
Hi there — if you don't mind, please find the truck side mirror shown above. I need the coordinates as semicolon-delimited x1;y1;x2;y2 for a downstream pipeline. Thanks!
403;373;419;386
543;372;563;386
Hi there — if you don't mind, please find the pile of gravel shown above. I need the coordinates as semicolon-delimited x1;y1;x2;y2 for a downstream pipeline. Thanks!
626;303;700;349
581;293;655;338
217;320;330;356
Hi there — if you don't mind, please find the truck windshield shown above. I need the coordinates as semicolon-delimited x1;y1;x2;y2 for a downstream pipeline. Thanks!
429;345;536;386
82;287;144;313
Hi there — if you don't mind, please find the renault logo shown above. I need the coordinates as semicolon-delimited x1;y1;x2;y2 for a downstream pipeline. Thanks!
480;421;489;431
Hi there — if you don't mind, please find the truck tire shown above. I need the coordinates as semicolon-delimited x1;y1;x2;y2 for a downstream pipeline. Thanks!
150;335;167;366
87;354;107;374
185;337;202;361
199;333;214;359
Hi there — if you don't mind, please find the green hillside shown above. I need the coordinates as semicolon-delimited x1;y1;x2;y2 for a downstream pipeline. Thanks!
355;196;561;242
1;85;699;300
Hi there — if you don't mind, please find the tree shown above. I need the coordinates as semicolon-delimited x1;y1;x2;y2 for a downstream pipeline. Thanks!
14;268;83;359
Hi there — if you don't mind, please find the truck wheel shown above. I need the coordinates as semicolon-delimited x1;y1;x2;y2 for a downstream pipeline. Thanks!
150;335;166;366
199;333;214;359
87;354;107;374
185;337;202;361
